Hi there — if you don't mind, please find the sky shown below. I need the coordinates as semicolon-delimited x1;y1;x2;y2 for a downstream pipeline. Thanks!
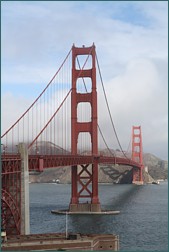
1;1;168;160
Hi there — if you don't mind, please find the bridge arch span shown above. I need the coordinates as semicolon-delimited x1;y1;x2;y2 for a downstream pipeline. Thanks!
1;189;21;235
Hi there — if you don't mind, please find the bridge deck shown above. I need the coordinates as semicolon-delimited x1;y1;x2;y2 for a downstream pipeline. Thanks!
2;154;141;172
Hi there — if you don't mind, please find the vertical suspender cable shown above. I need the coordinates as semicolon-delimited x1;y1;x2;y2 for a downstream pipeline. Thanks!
1;48;72;139
76;57;115;158
96;53;130;161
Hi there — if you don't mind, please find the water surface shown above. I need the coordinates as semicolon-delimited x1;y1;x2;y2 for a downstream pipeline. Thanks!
30;182;168;251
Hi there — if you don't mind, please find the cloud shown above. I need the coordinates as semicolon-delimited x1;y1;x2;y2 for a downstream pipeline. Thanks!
97;57;168;159
1;92;31;134
1;1;168;160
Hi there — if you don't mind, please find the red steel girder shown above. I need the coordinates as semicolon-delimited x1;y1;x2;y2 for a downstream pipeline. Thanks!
28;155;95;171
1;154;21;235
2;154;141;172
77;164;92;198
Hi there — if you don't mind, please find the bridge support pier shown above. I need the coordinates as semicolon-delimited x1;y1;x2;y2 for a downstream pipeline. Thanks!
69;203;101;212
18;143;30;234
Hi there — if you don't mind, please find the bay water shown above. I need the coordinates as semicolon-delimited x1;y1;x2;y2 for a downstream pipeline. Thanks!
30;182;168;251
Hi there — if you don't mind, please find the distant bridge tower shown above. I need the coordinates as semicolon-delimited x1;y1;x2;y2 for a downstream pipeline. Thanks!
69;44;101;212
132;126;144;185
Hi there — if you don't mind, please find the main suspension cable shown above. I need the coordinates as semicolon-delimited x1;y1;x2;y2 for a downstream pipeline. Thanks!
96;53;131;161
1;47;72;138
76;54;115;157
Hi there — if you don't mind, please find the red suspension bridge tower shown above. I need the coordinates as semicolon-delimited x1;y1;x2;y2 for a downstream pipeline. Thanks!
70;44;101;212
132;126;144;185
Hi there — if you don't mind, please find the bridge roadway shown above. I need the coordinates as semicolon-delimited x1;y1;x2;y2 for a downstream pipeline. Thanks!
2;154;141;172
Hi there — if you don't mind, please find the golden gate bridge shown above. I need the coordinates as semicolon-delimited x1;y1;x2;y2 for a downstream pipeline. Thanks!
1;44;144;236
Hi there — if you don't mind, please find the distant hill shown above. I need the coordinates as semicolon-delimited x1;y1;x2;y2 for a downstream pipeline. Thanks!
29;141;70;155
29;145;168;184
4;141;167;183
143;153;168;180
